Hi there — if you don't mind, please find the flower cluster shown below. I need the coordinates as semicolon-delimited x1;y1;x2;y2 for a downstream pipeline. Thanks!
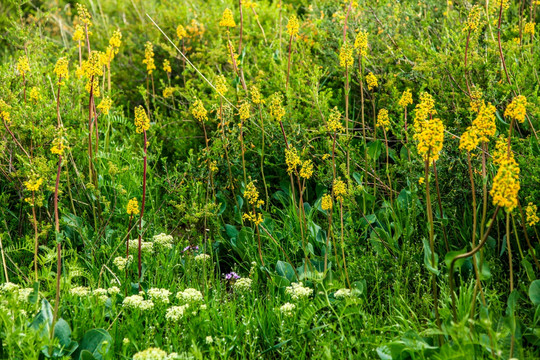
92;288;108;304
70;286;90;297
239;102;250;123
97;97;112;115
16;56;30;76
286;15;299;37
285;147;302;175
504;95;527;123
243;211;263;226
73;25;85;42
280;302;296;317
327;107;343;133
413;116;445;162
176;288;204;304
127;198;139;215
219;8;236;28
50;133;66;156
365;72;378;91
333;179;347;202
376;109;390;131
81;51;103;96
524;22;536;36
339;42;353;68
398;89;413;108
113;255;133;271
472;102;497;142
321;194;333;211
195;253;210;262
165;304;190;322
177;25;187;39
492;136;509;166
459;127;479;152
299;160;314;179
354;30;368;57
153;233;174;249
526;203;539;227
269;92;285;121
148;288;171;304
490;156;520;212
244;181;264;207
334;288;358;299
122;295;154;311
215;75;228;96
163;59;171;73
251;85;264;105
233;277;252;293
134;106;150;133
464;5;482;32
191;99;208;122
24;177;43;192
76;4;92;26
132;347;172;360
54;57;69;84
285;282;313;301
413;92;436;124
143;42;156;75
128;239;154;254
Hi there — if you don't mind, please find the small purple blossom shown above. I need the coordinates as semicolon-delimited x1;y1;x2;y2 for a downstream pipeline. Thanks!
182;245;199;253
225;272;240;280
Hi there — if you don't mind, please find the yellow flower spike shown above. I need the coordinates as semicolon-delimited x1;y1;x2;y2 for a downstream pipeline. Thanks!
127;198;140;216
29;87;40;102
398;89;413;108
24;177;43;192
134;106;150;133
250;85;265;105
413;92;437;127
177;25;187;39
339;42;354;68
51;133;66;156
504;95;527;123
76;3;92;27
73;25;85;42
473;102;496;142
97;97;112;115
469;87;484;113
163;87;175;98
413;113;445;163
219;8;237;28
191;99;208;122
333;179;347;202
490;156;520;212
143;42;156;75
244;181;264;208
54;58;69;84
321;194;333;211
109;29;122;49
464;5;482;32
16;56;30;77
354;30;368;57
299;160;314;180
0;100;11;123
524;22;536;36
215;75;228;96
163;59;172;74
526;203;539;227
327;107;344;133
239;102;250;121
418;177;425;185
285;147;301;175
365;72;378;91
287;14;300;37
376;109;390;131
492;136;511;166
269;92;285;122
459;127;480;152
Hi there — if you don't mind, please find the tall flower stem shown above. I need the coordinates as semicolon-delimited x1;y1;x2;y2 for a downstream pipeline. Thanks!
383;128;393;205
424;158;442;344
286;34;293;91
345;64;350;179
238;0;244;54
279;120;297;209
497;3;513;88
432;162;449;252
358;57;367;212
137;130;148;289
51;154;63;339
464;29;472;95
259;105;269;210
339;199;351;288
32;192;39;281
126;213;133;284
219;99;238;206
506;212;513;291
240;117;247;185
324;209;333;273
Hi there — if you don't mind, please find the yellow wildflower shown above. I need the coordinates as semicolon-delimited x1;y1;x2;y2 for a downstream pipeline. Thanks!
163;87;175;98
73;25;85;42
51;134;65;156
490;156;520;211
492;136;511;166
504;95;527;123
418;177;425;185
54;57;69;84
215;75;228;96
134;106;150;133
299;160;314;179
163;59;172;73
29;87;40;102
469;87;484;113
127;198;140;216
459;127;479;152
413;116;445;162
239;102;250;121
464;5;482;32
321;194;333;211
524;22;535;36
76;3;92;26
473;102;496;142
219;8;237;28
16;56;30;76
339;42;354;68
398;89;413;108
327;107;343;133
269;93;285;122
244;181;264;207
251;85;264;105
177;25;187;39
109;29;122;49
526;203;539;226
0;100;10;123
285;147;301;175
287;15;299;37
333;179;347;202
81;51;103;95
376;109;390;131
365;72;378;91
24;177;43;192
191;100;208;122
413;92;437;126
97;97;112;115
143;42;156;75
354;30;368;57
243;211;263;226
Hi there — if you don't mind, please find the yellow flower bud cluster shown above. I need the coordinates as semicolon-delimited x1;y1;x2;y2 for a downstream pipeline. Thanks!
365;72;378;91
16;56;30;77
333;179;347;202
134;106;150;133
239;102;250;121
287;15;300;37
76;4;92;26
219;8;237;28
29;87;40;103
339;42;354;68
82;51;103;96
526;203;539;226
504;95;527;123
459;126;479;152
299;160;314;179
251;85;264;105
215;75;228;96
127;198;140;216
492;136;510;166
143;42;156;75
376;109;390;131
177;25;187;40
327;107;343;133
524;22;536;36
412;94;444;162
269;92;285;121
0;100;10;124
413;92;436;125
163;87;175;99
285;147;302;175
54;57;69;84
398;89;413;108
191;100;208;122
51;133;66;156
244;181;264;207
104;30;122;64
73;25;85;42
243;211;263;226
472;102;496;142
490;156;520;212
469;87;484;113
163;59;172;73
354;30;368;57
97;97;113;115
24;177;43;192
321;194;333;211
464;5;482;32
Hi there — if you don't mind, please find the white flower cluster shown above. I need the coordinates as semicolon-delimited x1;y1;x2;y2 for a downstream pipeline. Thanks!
16;288;34;302
92;288;109;304
194;254;210;262
148;288;171;304
128;239;154;254
108;286;121;296
122;295;154;311
70;286;90;297
165;304;189;322
233;277;252;293
280;302;296;317
153;233;174;249
176;288;204;304
334;288;357;299
133;347;168;360
285;282;313;301
113;255;133;270
0;282;20;293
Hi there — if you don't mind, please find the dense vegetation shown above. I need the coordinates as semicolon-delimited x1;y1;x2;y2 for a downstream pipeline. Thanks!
1;0;540;359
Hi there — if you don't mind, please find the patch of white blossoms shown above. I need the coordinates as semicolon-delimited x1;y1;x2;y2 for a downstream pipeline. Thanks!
334;288;358;299
195;254;210;262
153;233;174;249
108;286;121;296
133;347;180;360
176;288;204;304
92;288;109;304
70;286;90;297
280;302;296;317
128;239;154;254
285;282;313;301
232;277;252;293
113;255;133;270
165;304;190;322
122;295;154;311
148;288;171;304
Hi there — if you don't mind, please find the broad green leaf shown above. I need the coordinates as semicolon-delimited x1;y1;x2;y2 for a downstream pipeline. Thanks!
422;238;439;275
529;280;540;306
276;260;297;282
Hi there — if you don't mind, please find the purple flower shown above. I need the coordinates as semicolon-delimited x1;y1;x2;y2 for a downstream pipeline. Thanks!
182;245;200;253
225;272;240;280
